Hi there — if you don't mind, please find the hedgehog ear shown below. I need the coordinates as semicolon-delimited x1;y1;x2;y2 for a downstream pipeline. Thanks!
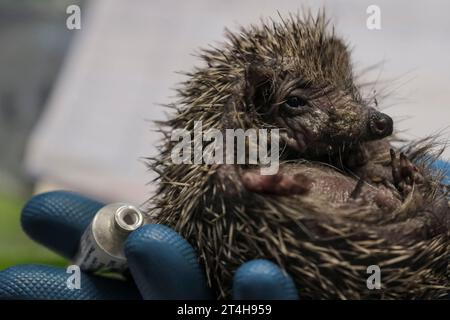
244;64;274;111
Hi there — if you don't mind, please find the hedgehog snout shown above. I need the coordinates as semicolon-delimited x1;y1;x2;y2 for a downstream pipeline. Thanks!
368;109;393;139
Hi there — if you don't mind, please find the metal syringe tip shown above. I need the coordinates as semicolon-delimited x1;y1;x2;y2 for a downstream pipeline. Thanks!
114;205;144;233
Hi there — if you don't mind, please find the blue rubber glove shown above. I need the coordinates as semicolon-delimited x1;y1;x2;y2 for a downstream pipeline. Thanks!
0;191;298;300
434;158;450;185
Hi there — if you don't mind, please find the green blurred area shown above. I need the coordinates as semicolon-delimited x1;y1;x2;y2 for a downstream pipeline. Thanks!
0;1;82;270
0;194;66;270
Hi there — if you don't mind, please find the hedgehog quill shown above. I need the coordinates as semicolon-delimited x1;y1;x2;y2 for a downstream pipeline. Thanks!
149;11;449;299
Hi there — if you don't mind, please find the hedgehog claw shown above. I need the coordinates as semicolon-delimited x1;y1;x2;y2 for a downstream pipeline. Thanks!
390;149;423;196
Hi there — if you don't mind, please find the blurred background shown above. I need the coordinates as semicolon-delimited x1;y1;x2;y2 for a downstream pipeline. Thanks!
0;0;449;269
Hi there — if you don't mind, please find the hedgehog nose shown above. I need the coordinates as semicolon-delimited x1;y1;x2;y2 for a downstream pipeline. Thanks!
368;110;393;138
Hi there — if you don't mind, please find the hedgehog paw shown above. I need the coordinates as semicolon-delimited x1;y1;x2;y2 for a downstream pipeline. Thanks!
390;149;423;196
241;171;312;196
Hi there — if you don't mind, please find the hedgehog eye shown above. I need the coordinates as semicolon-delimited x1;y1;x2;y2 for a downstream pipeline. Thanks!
286;96;308;108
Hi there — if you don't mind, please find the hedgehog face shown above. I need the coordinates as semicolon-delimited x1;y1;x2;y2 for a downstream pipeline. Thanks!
239;21;394;158
274;85;393;157
246;64;393;158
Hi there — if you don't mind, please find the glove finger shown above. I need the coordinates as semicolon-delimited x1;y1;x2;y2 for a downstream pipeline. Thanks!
21;191;104;259
0;264;141;300
125;224;212;299
232;259;299;300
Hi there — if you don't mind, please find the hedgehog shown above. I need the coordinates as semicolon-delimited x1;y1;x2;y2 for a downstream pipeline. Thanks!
148;11;449;299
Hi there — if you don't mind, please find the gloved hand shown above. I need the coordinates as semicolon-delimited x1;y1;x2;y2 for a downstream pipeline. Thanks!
0;191;298;300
